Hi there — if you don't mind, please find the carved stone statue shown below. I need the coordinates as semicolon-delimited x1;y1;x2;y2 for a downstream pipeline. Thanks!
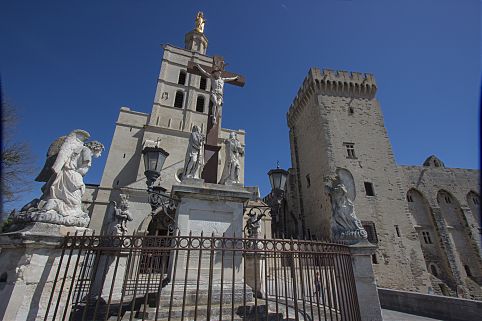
219;132;244;185
11;129;104;227
182;125;205;180
245;212;265;239
195;11;206;33
195;63;239;124
325;172;367;241
110;194;133;235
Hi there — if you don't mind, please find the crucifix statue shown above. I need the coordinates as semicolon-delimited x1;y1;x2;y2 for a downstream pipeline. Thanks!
187;56;245;183
191;56;244;125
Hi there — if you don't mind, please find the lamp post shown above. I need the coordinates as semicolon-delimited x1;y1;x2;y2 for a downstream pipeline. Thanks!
141;145;178;234
267;165;288;238
142;146;169;190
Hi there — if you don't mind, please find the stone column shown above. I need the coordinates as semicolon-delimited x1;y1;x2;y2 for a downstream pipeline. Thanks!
244;251;266;299
349;239;383;321
0;222;90;321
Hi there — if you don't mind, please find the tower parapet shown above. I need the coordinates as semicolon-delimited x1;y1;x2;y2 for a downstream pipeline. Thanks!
287;68;377;128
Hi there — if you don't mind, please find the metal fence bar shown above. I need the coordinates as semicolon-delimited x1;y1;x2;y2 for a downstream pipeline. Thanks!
45;234;361;321
219;233;226;321
180;231;192;321
51;232;75;321
115;237;134;321
61;231;85;321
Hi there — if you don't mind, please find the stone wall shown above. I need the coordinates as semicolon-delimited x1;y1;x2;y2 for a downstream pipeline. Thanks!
286;68;431;292
400;163;482;299
378;287;482;321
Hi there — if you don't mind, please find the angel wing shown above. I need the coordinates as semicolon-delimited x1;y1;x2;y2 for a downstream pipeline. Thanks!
35;130;90;182
51;130;89;174
35;136;66;182
336;168;356;201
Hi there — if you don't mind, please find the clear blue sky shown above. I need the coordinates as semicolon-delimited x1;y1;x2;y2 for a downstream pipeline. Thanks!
1;0;480;211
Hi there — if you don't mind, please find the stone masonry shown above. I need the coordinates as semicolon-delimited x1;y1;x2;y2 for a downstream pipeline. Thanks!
84;31;245;234
284;67;481;298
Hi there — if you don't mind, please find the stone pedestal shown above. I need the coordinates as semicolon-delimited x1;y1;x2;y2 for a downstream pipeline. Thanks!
172;178;252;237
171;179;252;282
244;252;266;298
0;223;91;321
90;254;129;301
349;239;383;321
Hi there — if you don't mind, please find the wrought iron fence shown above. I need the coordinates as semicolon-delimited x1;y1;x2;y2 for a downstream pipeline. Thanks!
44;233;360;321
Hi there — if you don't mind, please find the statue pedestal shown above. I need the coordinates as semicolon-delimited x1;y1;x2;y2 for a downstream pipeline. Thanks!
172;179;252;237
0;223;91;321
349;239;383;321
169;180;252;293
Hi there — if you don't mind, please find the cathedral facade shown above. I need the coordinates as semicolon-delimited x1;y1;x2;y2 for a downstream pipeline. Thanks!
282;68;482;299
84;25;247;236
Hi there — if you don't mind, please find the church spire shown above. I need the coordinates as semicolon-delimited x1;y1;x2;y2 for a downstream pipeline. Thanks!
184;12;208;55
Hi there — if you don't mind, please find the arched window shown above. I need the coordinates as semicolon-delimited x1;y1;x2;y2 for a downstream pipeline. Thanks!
174;91;184;108
467;191;480;227
178;70;187;85
200;76;207;90
430;264;438;277
196;95;205;112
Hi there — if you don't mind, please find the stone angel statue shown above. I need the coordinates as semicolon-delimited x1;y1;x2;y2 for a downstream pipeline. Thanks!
325;169;367;242
13;129;104;227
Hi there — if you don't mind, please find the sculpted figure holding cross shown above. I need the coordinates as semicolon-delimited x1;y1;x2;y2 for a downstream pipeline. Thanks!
195;63;239;124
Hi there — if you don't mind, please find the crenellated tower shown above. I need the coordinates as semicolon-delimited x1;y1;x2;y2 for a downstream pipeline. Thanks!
286;67;431;292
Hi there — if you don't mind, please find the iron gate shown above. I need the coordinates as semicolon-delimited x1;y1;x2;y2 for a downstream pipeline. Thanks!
44;233;360;321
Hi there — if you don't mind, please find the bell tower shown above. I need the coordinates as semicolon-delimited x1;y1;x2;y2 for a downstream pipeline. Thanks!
184;11;208;55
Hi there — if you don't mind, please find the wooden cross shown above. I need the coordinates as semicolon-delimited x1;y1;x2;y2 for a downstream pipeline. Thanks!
187;56;245;183
187;55;246;87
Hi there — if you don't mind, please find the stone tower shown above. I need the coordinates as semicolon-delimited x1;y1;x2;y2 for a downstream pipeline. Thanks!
286;68;431;291
86;16;245;232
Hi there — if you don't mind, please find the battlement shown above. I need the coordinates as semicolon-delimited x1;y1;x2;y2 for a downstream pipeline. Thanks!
311;68;377;99
287;68;378;127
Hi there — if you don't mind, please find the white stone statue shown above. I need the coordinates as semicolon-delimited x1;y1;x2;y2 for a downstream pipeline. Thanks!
12;129;104;227
110;194;133;235
219;132;244;185
325;172;367;241
182;125;205;180
195;63;239;124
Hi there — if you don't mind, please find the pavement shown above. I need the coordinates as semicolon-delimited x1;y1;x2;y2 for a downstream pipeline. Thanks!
382;309;444;321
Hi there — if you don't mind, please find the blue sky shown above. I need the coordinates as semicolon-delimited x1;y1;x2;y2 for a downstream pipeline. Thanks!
1;0;480;211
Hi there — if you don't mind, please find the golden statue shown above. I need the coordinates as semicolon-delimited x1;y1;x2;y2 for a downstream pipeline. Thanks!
195;11;205;33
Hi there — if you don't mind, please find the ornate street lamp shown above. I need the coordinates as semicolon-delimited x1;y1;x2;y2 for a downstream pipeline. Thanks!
142;146;169;189
141;145;177;234
267;166;288;193
267;164;289;238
